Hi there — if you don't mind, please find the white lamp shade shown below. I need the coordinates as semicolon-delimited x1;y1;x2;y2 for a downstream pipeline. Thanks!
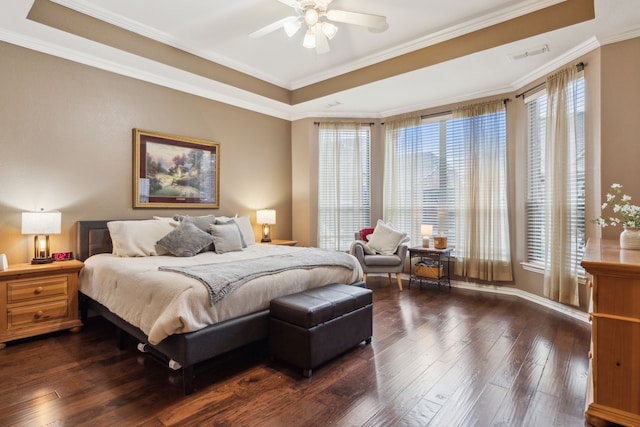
21;211;62;235
256;209;276;225
420;224;433;236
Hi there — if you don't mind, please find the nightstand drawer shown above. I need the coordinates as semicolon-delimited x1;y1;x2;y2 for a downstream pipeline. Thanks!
7;276;68;303
8;300;69;328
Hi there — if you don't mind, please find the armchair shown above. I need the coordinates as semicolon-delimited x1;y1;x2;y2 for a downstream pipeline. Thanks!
352;232;408;291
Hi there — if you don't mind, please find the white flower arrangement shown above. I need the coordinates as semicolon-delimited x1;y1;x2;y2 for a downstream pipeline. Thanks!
595;183;640;229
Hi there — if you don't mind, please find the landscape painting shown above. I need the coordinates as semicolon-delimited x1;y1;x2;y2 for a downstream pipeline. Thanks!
133;129;220;208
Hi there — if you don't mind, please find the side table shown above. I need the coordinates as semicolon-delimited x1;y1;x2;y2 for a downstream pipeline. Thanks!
0;259;84;349
408;246;452;290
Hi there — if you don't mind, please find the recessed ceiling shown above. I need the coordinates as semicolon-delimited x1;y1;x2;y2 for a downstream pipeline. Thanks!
2;0;640;119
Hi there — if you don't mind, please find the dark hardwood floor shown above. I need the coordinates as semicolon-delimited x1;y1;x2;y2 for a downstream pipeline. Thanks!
0;276;591;427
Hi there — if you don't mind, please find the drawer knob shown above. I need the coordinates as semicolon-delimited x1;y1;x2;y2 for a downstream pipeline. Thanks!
34;287;43;294
34;310;44;319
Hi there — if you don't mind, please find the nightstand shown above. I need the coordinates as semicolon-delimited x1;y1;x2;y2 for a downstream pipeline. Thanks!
258;240;298;246
0;259;84;349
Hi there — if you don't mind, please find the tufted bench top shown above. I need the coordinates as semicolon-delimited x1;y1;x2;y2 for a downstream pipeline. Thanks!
270;283;372;329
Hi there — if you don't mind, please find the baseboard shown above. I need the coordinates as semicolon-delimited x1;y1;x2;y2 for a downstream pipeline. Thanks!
448;280;590;324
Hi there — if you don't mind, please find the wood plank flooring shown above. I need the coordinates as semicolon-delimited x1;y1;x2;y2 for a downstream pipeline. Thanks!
0;277;591;427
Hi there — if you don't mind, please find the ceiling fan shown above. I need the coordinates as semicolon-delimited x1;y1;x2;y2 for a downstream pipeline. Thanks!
249;0;388;54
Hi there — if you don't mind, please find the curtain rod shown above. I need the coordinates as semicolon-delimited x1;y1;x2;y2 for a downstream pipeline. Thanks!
314;121;375;126
381;98;510;124
515;61;586;99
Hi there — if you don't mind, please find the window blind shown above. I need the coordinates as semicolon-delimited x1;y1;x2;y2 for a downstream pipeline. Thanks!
525;76;585;269
318;124;371;251
384;109;507;255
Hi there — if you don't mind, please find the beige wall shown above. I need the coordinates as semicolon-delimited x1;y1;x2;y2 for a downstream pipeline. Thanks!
0;41;291;264
600;37;640;240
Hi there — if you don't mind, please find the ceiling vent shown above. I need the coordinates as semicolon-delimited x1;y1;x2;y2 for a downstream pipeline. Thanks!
509;44;549;61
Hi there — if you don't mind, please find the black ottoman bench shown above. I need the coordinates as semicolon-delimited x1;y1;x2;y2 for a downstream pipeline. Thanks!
269;282;373;377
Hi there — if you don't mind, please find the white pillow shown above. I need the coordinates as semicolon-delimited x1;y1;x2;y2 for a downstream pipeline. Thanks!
107;220;175;257
366;220;409;255
233;215;256;246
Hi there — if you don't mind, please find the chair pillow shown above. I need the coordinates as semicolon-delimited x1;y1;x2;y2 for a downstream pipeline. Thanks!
366;220;409;255
157;219;214;257
359;227;375;242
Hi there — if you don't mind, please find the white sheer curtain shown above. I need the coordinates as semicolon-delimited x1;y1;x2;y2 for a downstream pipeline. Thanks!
383;115;423;244
453;100;513;281
543;66;580;305
317;122;371;251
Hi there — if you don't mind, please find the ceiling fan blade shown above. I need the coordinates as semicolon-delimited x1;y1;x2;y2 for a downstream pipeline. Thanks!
276;0;299;7
249;16;299;38
326;9;388;32
315;27;330;54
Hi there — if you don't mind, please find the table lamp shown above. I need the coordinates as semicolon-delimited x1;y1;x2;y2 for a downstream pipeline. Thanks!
420;224;433;248
21;209;61;264
256;209;276;242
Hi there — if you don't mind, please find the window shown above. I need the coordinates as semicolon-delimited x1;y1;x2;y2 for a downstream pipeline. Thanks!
525;76;585;269
384;110;508;253
318;123;371;251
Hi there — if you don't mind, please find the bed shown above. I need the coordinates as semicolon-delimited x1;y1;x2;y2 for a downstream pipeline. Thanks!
75;218;362;394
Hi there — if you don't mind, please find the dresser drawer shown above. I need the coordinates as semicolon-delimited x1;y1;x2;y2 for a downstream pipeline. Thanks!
6;275;69;303
7;300;69;328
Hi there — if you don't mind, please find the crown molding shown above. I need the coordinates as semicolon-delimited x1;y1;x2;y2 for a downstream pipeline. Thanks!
0;25;294;120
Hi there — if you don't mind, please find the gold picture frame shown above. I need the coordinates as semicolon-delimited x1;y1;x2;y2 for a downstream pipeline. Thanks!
133;129;220;208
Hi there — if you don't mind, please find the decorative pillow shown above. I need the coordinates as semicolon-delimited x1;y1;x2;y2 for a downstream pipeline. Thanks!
233;215;256;246
366;220;409;255
157;219;214;257
359;227;375;242
209;222;244;254
173;214;216;232
153;216;179;226
174;215;217;252
107;220;175;257
215;218;247;247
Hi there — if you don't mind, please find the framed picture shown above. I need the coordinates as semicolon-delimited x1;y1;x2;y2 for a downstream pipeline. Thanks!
133;129;220;208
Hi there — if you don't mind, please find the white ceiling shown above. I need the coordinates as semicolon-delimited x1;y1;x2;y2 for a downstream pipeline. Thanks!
2;0;640;120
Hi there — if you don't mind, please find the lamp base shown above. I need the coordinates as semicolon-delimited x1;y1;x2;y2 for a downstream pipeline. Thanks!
31;257;54;264
261;237;272;243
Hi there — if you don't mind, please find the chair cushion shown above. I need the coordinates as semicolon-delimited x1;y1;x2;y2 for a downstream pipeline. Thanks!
362;253;402;267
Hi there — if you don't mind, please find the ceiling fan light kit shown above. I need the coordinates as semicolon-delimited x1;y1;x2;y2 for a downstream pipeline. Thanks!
250;0;388;54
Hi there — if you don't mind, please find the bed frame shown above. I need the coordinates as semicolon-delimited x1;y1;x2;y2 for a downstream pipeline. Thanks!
75;220;270;395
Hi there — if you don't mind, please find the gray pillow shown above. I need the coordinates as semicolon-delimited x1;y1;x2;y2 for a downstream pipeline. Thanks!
174;214;216;232
157;219;214;257
216;218;248;248
175;214;216;251
209;222;244;254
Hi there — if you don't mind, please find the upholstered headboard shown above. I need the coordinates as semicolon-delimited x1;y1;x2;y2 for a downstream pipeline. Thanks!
75;220;114;261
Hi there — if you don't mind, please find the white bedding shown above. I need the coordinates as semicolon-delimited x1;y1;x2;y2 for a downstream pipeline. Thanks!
78;244;362;345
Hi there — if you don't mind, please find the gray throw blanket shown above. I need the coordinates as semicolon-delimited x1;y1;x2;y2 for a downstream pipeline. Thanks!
159;248;357;305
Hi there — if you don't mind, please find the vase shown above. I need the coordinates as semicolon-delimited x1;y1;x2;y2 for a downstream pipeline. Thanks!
620;226;640;250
